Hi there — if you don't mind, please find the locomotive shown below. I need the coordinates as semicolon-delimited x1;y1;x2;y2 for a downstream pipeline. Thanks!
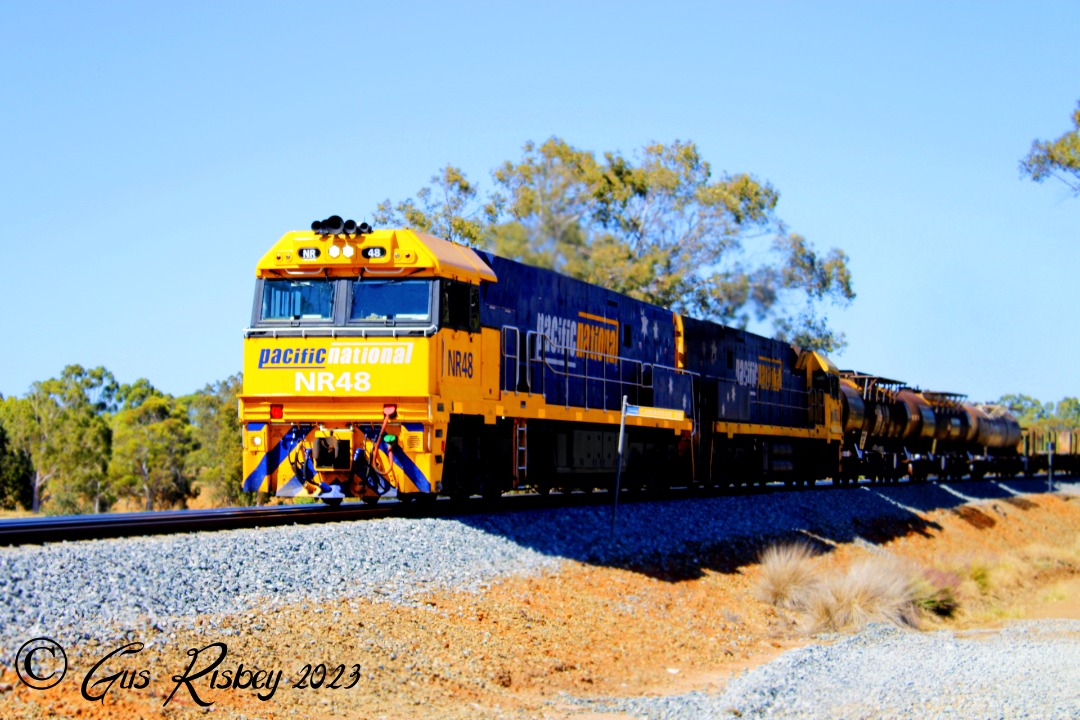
237;219;1045;505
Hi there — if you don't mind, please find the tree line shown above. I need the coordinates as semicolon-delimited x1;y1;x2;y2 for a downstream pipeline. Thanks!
0;366;247;514
997;394;1080;432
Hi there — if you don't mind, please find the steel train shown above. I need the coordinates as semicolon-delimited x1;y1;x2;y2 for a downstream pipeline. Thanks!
238;220;1070;504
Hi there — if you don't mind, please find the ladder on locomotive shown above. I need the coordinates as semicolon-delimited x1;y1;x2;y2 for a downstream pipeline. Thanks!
513;418;527;483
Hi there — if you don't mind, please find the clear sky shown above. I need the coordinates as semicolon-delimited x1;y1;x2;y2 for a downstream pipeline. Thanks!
2;1;1078;403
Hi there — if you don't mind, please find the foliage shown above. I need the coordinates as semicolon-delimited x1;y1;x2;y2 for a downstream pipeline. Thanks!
375;138;855;352
1021;101;1080;195
117;377;164;410
0;365;117;514
109;392;196;511
185;373;251;506
1;366;251;514
374;166;493;245
997;393;1080;430
0;422;33;510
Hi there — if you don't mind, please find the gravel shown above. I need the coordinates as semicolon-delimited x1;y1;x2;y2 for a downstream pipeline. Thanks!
0;516;562;661
569;620;1080;719
0;477;1075;681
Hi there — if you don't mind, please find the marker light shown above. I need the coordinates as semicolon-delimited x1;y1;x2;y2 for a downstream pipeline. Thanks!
342;245;355;258
328;245;341;258
270;404;283;419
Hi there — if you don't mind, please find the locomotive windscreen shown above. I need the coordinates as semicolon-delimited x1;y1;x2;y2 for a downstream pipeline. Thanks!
260;279;334;321
349;279;433;323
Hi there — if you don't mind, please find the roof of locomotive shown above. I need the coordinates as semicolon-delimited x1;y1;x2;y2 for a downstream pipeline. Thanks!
254;227;496;284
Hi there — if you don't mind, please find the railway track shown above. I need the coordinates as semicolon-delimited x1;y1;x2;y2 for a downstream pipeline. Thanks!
0;474;1070;547
0;503;394;546
0;489;625;546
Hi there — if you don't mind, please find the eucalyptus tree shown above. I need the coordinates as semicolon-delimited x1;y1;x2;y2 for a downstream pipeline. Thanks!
375;138;854;352
1022;101;1080;195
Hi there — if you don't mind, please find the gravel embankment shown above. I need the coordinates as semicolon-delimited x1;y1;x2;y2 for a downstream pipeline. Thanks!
1;478;1076;673
569;620;1080;719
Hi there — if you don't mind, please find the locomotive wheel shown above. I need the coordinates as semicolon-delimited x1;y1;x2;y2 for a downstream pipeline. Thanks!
362;496;380;505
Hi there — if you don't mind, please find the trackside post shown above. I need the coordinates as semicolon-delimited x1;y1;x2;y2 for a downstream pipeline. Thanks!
611;395;628;536
1048;438;1055;492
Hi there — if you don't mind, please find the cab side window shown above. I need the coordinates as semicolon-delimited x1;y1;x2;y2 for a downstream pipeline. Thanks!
441;280;480;332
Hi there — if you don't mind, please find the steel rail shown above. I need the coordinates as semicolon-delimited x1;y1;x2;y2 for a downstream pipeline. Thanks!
0;504;396;546
0;473;1071;547
0;491;614;546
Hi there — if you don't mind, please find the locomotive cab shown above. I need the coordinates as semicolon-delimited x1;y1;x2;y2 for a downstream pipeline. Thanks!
238;223;496;504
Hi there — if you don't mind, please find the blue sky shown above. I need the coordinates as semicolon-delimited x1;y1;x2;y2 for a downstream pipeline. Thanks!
2;1;1078;403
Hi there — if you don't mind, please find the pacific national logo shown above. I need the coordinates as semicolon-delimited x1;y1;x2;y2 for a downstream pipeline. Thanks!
536;311;619;365
258;343;414;369
735;356;783;392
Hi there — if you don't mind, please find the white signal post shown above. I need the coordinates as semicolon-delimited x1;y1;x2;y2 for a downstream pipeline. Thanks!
1048;438;1055;492
611;396;629;536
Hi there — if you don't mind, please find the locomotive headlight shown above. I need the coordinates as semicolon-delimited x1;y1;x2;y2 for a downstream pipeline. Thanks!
245;427;268;452
328;245;341;258
342;245;355;259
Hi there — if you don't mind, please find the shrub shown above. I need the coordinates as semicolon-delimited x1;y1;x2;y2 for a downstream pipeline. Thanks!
801;557;919;633
755;542;819;609
756;544;964;632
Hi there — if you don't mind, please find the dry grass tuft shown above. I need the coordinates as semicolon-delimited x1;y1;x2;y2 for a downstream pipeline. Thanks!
801;557;920;633
755;542;820;609
756;544;966;633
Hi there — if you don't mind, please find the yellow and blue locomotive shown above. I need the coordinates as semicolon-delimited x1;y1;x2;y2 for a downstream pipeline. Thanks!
238;219;1027;504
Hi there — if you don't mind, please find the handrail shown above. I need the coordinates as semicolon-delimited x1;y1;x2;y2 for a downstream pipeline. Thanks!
501;326;520;394
715;377;819;427
502;325;698;418
244;325;437;339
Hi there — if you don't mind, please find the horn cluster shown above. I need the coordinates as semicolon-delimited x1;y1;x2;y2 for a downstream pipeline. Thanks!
311;216;372;236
